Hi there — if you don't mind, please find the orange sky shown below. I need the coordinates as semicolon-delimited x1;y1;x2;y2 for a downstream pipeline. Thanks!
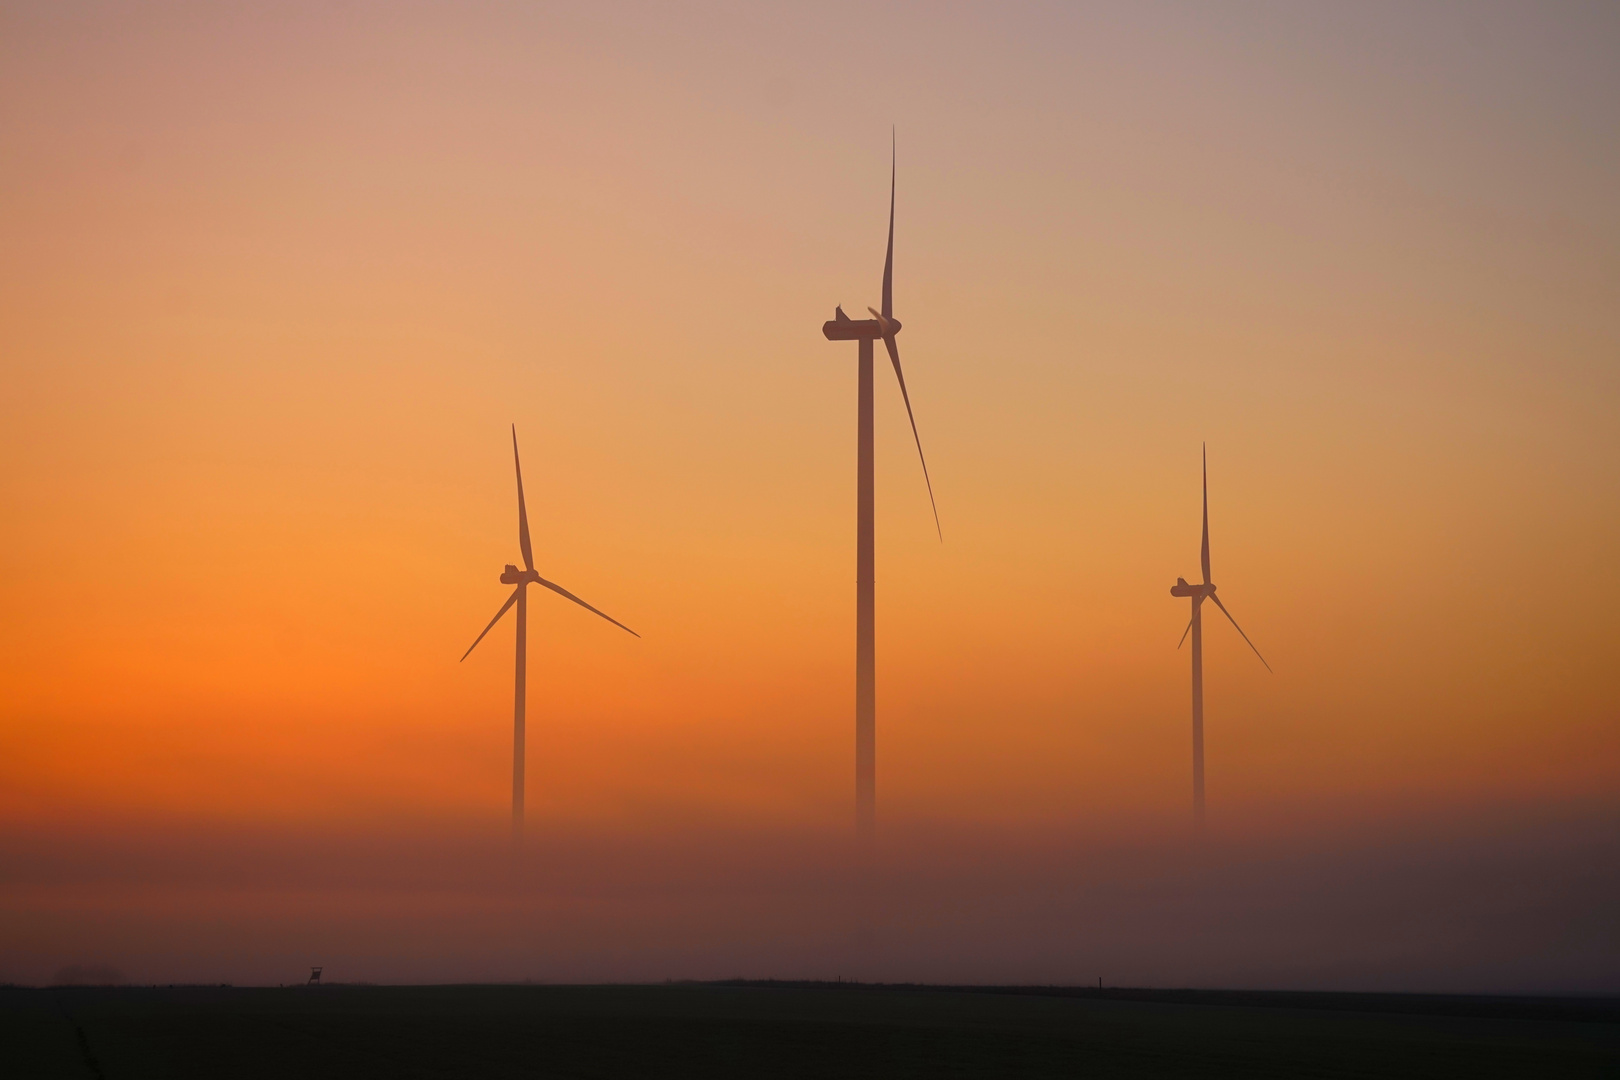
2;1;1618;859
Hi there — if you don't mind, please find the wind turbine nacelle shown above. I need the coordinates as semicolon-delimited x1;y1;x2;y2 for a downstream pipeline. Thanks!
1170;581;1214;598
501;565;523;584
823;317;887;341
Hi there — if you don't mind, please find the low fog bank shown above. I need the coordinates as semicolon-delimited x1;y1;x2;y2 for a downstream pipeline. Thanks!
3;802;1616;993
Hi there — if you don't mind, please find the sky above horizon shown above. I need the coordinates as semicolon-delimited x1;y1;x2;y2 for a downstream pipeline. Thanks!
2;1;1618;988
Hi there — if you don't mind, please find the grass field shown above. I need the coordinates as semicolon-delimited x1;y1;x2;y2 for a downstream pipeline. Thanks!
6;982;1619;1078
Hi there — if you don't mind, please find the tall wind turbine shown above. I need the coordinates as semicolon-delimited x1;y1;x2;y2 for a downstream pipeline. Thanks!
461;426;638;835
1170;446;1270;826
821;136;941;844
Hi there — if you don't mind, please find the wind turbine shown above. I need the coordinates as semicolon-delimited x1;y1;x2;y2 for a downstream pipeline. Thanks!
461;426;638;836
821;136;941;844
1170;446;1270;826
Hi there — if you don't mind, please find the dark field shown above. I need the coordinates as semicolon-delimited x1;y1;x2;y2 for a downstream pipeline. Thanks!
7;982;1619;1079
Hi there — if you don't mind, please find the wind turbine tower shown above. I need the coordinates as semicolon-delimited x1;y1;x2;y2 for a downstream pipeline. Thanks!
461;426;639;835
1170;446;1270;825
820;137;941;844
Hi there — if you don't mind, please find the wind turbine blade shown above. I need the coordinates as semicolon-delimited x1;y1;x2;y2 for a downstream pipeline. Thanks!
881;130;894;320
1200;444;1210;586
1208;593;1271;673
513;426;535;573
535;575;640;638
460;587;522;662
1177;616;1193;649
881;333;942;541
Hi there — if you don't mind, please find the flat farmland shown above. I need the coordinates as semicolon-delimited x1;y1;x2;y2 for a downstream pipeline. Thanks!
6;982;1618;1078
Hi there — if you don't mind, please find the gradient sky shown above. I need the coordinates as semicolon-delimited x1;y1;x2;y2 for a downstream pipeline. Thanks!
2;2;1618;987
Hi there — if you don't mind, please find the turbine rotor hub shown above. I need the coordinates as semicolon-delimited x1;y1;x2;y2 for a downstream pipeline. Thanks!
867;307;902;336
